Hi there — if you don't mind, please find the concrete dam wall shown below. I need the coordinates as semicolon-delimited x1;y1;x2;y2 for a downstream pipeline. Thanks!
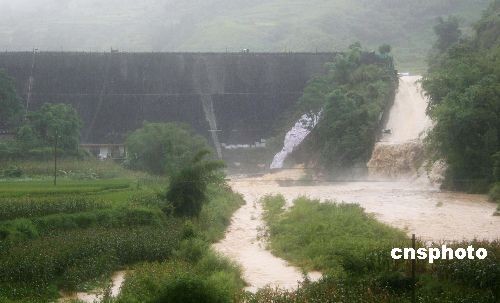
0;52;335;148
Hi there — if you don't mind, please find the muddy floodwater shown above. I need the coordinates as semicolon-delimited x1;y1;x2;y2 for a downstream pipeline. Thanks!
59;271;126;303
214;172;500;291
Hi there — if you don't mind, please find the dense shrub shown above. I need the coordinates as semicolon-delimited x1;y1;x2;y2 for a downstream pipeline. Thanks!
166;150;225;217
261;195;407;275
489;182;500;212
125;122;209;175
117;249;243;303
0;69;22;129
245;275;497;303
432;240;500;293
1;166;23;178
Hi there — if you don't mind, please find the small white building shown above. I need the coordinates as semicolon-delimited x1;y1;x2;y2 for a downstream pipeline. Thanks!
80;144;126;160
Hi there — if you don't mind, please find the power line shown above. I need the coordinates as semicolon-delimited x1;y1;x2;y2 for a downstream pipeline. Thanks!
26;92;304;97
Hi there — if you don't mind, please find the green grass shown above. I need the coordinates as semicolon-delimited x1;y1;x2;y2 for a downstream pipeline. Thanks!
262;195;407;275
0;179;133;198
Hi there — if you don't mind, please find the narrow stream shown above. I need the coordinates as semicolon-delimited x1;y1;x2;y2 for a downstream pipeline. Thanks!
213;183;321;292
59;271;127;303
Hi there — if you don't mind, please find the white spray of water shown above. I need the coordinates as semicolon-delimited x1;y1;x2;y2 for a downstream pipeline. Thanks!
270;113;320;169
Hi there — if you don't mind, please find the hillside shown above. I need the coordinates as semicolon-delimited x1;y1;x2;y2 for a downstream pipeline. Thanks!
0;0;490;71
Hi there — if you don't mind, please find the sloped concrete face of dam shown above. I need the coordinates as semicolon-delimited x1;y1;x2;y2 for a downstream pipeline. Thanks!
0;52;334;145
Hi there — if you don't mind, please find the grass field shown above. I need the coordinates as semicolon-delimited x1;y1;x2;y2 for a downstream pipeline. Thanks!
0;160;245;303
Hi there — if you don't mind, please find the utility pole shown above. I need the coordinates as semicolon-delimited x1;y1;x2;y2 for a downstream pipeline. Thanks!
411;234;416;303
54;132;58;186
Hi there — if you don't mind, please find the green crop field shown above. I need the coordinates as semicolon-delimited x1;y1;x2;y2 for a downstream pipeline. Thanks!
0;160;244;302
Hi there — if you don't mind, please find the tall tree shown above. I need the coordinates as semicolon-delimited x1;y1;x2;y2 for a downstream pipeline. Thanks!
126;122;210;175
0;69;22;129
433;16;462;52
166;150;225;217
17;103;82;153
423;2;500;192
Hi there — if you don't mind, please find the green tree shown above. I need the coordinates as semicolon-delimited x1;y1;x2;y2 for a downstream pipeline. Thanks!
296;43;397;172
125;122;210;175
17;103;82;154
433;16;462;53
378;44;392;55
0;69;22;129
422;2;500;192
166;150;225;217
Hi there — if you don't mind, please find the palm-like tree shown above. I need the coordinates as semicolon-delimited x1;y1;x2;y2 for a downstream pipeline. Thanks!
166;150;225;217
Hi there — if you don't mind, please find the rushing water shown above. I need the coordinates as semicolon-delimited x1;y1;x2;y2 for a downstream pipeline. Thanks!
270;113;320;169
368;75;433;179
381;75;432;143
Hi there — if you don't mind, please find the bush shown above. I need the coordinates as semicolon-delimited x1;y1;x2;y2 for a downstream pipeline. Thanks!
0;219;39;242
1;166;23;178
261;195;407;275
157;274;227;303
489;182;500;203
166;150;225;217
117;251;243;303
125;122;209;175
432;240;500;292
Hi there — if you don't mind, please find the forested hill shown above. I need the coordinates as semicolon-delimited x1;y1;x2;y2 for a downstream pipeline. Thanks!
422;0;500;194
0;0;489;71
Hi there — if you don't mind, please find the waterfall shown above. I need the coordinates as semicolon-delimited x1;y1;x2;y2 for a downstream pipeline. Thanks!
201;95;223;159
270;113;320;169
367;75;432;178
